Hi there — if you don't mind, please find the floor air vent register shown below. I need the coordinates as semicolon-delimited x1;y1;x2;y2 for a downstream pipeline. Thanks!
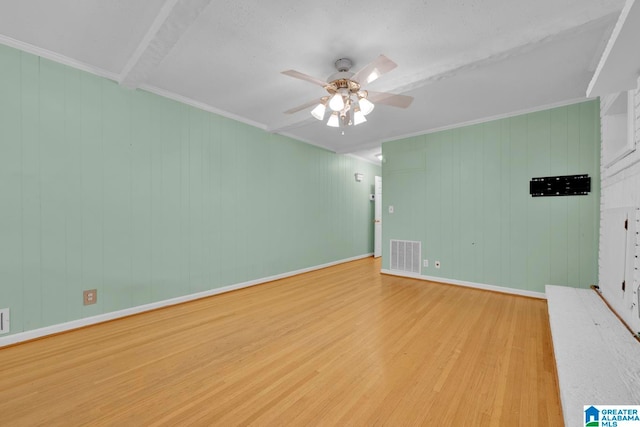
390;240;421;274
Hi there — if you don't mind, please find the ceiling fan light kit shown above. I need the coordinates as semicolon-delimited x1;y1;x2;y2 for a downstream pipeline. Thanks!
327;111;340;128
310;97;328;120
358;97;374;115
328;91;346;111
353;107;367;125
282;55;413;129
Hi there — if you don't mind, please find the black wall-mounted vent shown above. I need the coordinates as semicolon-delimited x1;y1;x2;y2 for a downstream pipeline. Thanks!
529;174;591;197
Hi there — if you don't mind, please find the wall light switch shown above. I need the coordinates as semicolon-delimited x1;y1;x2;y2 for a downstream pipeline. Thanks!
388;205;394;214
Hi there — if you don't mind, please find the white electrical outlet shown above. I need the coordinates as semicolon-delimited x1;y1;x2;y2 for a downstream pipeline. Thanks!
0;308;10;335
423;259;429;267
83;289;97;305
435;261;441;269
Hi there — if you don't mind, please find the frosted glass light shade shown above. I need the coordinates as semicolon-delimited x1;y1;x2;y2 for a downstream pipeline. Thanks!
359;98;375;115
327;112;340;127
328;93;345;111
353;109;366;125
311;103;326;120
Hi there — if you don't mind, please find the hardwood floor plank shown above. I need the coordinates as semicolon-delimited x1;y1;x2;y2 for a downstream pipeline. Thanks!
0;258;563;426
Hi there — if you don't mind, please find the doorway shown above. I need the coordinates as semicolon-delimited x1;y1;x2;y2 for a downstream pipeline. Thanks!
374;176;382;258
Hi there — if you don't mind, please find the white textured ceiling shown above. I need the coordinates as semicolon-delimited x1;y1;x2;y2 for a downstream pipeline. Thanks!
0;0;625;164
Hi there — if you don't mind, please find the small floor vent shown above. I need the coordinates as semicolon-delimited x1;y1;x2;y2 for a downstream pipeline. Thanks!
390;240;421;274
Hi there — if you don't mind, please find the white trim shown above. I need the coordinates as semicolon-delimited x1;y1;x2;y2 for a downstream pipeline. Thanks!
0;253;372;348
357;97;594;153
0;34;119;82
138;84;269;131
381;269;547;299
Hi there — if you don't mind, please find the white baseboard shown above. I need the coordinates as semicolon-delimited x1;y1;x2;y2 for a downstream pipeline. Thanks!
0;253;373;348
380;269;546;299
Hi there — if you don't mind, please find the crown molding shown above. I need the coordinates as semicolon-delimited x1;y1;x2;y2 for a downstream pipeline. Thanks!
0;34;119;81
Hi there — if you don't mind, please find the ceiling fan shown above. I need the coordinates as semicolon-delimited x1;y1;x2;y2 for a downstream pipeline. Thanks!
282;55;414;128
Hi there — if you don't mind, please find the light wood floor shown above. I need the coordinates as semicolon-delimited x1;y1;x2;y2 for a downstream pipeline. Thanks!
0;258;563;426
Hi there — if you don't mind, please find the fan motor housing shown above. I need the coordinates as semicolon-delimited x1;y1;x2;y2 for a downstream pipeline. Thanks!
326;58;357;86
334;58;352;72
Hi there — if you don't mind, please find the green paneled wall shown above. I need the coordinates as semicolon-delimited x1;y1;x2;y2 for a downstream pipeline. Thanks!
382;101;600;293
0;45;379;336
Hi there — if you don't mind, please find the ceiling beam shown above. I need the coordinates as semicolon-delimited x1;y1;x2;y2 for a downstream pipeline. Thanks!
587;0;640;97
119;0;212;89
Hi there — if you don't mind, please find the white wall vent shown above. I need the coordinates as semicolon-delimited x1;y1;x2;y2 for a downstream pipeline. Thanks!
390;240;421;274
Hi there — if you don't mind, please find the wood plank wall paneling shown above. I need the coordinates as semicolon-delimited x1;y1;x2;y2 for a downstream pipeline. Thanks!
0;44;380;336
382;100;600;293
0;257;563;426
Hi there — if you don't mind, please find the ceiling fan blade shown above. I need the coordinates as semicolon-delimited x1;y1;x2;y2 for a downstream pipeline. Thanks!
281;70;328;87
367;91;414;108
352;55;398;85
284;98;322;114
